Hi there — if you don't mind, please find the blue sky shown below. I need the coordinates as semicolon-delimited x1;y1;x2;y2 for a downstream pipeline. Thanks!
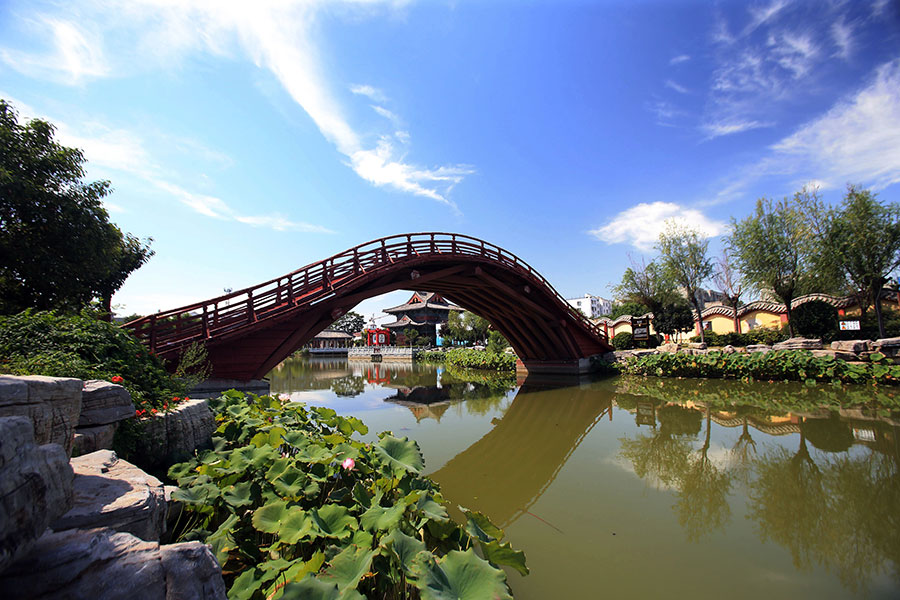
2;0;899;322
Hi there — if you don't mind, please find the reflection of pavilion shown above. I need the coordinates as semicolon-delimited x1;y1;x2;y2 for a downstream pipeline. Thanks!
431;382;613;527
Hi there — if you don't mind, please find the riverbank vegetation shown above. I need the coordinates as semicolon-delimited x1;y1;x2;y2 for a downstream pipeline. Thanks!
419;347;516;372
0;310;194;411
168;390;526;599
620;350;900;389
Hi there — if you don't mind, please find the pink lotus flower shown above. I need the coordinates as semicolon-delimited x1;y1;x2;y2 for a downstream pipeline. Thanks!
341;458;355;471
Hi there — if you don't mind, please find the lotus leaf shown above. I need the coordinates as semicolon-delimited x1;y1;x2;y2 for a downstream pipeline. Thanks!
375;435;424;475
312;505;358;539
319;544;376;596
229;568;265;600
272;469;310;498
280;577;356;600
381;528;426;575
412;549;512;600
359;501;407;532
279;508;314;544
172;482;220;504
479;540;529;576
252;500;290;534
223;481;254;507
461;507;503;543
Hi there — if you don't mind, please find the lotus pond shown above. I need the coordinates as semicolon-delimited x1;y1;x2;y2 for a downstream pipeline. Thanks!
268;356;900;599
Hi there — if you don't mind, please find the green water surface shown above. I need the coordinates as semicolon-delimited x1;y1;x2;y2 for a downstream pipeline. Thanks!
268;356;900;599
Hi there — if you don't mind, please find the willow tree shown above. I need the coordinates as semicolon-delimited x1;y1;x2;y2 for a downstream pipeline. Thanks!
612;256;677;315
801;186;900;339
657;222;713;344
728;195;816;337
713;249;745;333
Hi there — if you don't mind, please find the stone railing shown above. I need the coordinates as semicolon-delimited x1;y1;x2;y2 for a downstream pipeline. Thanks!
348;346;425;361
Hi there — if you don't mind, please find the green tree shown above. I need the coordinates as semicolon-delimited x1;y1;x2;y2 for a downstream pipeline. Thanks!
330;310;365;335
713;249;745;334
607;301;647;319
443;310;490;345
657;222;714;344
728;195;817;337
612;257;677;315
401;327;420;346
0;100;153;316
486;330;509;354
803;185;900;339
652;301;694;342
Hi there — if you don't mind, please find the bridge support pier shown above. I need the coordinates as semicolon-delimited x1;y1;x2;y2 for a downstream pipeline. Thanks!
516;353;615;377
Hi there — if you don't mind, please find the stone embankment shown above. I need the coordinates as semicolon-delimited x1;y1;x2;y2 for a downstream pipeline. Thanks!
0;375;225;599
611;337;900;364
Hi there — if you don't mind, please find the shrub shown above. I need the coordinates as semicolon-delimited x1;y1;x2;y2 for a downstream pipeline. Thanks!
612;332;633;350
444;347;516;371
169;391;527;598
792;300;838;340
418;350;446;362
621;349;900;387
690;326;788;347
0;309;186;411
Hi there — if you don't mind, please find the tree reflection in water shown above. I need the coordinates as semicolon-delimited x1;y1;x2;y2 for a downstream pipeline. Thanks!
617;376;900;594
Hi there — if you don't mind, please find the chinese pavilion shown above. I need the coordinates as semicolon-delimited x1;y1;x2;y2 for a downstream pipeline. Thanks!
383;291;461;345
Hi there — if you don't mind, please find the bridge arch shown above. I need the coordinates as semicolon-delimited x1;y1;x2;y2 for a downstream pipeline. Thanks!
123;233;613;379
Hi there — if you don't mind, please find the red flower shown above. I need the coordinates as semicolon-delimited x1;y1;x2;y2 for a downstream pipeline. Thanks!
111;375;124;384
183;397;190;402
151;408;158;414
172;396;180;402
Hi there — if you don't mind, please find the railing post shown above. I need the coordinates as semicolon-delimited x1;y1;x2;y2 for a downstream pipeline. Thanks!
430;233;435;254
452;234;457;254
354;248;359;274
202;305;209;338
214;302;219;327
324;262;330;288
406;234;412;257
247;290;256;323
149;314;157;354
176;313;182;336
288;276;294;305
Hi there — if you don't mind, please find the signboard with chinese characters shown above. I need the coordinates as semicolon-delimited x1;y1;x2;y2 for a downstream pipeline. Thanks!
632;317;650;341
839;320;861;331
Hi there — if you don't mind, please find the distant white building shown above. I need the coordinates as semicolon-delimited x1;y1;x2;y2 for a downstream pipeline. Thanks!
566;293;613;318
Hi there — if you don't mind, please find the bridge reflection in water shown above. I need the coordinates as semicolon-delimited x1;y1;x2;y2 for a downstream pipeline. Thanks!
429;381;612;527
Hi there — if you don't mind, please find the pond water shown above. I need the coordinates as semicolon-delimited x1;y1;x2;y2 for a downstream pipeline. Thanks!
267;356;900;599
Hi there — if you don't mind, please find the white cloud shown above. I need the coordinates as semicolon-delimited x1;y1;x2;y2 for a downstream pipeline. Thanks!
371;104;400;123
770;59;900;190
670;54;691;65
0;18;109;84
350;84;387;103
746;0;790;33
664;79;689;94
647;99;685;126
831;18;853;59
589;202;726;251
709;59;900;204
234;214;334;233
702;119;773;138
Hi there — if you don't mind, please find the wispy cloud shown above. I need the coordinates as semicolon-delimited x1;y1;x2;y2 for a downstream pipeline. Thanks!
670;54;691;65
665;79;689;94
710;59;900;203
3;2;471;209
589;202;726;251
350;84;387;103
0;18;109;84
771;59;900;190
745;0;790;34
646;99;685;127
830;18;854;59
702;119;773;139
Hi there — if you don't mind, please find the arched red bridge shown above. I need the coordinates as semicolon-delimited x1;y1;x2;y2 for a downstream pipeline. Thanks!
123;233;613;380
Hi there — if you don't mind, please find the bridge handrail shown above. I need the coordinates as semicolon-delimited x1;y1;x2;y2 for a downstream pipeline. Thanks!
123;232;607;351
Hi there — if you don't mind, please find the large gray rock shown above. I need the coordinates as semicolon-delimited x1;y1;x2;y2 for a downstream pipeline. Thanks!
0;375;82;456
51;450;166;542
0;527;226;600
688;342;708;350
72;423;119;456
873;337;900;357
0;416;74;574
811;349;858;362
746;344;772;354
658;343;679;353
136;399;215;467
773;337;823;350
831;339;870;353
79;380;134;427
